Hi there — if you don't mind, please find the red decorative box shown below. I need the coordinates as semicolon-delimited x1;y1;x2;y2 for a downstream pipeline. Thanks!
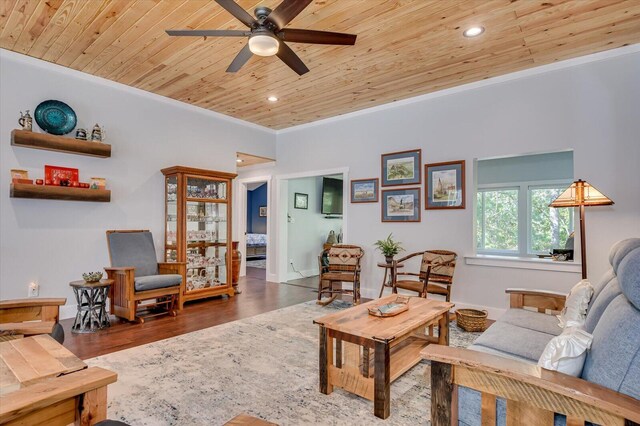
44;165;79;184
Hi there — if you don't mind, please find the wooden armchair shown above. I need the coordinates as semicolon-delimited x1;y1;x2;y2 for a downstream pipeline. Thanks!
317;244;364;305
0;298;66;342
422;288;640;425
105;230;185;323
392;250;457;300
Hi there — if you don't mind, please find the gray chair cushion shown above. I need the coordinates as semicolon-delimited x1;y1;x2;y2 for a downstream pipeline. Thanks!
584;278;621;333
609;238;640;274
134;274;182;292
588;269;616;311
471;321;554;363
468;344;537;363
107;231;159;277
582;295;640;400
498;309;562;336
618;246;640;309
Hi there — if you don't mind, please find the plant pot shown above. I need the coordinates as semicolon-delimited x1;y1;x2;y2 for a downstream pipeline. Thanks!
385;255;394;264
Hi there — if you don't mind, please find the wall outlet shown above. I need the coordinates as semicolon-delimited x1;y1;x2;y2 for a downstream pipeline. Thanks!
28;282;39;297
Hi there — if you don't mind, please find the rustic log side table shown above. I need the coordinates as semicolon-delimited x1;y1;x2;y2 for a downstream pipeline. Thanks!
314;295;454;419
69;279;113;333
377;262;403;297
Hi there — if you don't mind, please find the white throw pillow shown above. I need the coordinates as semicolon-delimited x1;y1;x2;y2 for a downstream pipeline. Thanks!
538;326;593;376
557;280;594;328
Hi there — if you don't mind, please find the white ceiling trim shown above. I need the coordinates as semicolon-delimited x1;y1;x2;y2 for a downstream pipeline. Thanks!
276;43;640;135
0;48;276;135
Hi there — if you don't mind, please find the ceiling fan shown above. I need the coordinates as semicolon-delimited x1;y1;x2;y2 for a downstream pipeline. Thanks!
165;0;357;76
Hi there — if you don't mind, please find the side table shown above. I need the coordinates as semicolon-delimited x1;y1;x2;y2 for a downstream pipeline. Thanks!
69;279;113;333
377;262;403;297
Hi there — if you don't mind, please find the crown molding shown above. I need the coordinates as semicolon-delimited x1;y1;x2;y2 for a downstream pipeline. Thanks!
0;49;276;135
276;44;640;135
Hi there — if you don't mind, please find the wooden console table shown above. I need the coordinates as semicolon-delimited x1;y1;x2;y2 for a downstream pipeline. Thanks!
0;334;117;425
314;295;453;419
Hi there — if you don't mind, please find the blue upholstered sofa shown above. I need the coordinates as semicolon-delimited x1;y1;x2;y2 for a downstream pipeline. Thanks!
423;238;640;425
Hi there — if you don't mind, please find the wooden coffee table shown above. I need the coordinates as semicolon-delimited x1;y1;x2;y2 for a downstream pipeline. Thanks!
314;295;454;419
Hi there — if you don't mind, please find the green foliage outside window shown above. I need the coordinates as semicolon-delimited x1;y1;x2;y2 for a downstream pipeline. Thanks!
476;189;519;251
530;188;573;253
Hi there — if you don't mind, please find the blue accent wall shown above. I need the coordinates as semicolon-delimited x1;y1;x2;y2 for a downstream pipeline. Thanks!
247;183;267;234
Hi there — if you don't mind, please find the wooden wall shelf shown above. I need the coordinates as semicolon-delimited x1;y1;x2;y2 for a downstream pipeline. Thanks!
10;183;111;202
11;129;111;158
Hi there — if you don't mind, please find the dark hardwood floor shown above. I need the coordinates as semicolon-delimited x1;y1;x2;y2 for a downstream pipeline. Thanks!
62;268;316;359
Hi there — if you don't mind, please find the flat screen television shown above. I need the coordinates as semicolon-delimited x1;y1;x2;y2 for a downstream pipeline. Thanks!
321;177;343;215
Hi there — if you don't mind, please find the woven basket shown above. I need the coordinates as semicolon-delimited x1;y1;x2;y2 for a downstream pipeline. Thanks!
456;309;488;332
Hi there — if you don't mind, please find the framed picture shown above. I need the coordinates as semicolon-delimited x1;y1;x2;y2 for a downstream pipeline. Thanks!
259;206;267;217
381;149;422;186
351;178;379;203
294;192;308;209
381;187;421;222
425;160;465;209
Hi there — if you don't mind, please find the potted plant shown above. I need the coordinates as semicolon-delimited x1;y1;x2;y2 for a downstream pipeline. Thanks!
374;233;404;264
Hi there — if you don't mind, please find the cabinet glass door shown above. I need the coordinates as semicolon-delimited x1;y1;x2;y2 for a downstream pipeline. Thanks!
165;175;178;262
185;198;228;291
186;176;227;200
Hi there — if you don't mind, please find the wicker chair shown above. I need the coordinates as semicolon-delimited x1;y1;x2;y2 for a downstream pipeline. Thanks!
317;244;364;305
392;250;457;301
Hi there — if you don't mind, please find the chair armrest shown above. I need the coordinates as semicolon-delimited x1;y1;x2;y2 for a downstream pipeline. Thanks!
0;298;66;309
506;288;566;311
158;262;186;275
422;345;640;424
395;251;424;264
104;266;135;272
0;367;117;424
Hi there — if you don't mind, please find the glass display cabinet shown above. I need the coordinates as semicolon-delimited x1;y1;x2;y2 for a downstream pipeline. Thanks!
162;166;237;308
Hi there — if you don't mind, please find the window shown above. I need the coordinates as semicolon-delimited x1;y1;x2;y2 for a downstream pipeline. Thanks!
476;182;574;257
476;188;519;253
528;186;574;254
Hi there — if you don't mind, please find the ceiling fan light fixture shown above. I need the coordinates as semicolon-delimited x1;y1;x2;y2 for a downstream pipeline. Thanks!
463;26;485;38
249;34;279;56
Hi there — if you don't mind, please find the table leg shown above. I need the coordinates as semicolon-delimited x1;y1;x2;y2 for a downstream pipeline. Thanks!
335;338;342;368
319;326;333;394
438;312;450;346
379;268;389;298
374;340;390;419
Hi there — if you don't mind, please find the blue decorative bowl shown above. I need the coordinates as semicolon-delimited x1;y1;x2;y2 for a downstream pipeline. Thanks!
34;100;77;135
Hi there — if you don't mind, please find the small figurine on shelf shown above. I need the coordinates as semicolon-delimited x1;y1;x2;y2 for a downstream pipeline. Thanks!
18;111;32;131
90;124;104;142
75;128;88;140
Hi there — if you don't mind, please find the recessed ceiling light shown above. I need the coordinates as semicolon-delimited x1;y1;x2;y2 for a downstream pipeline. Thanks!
267;96;279;102
236;158;243;163
463;26;485;38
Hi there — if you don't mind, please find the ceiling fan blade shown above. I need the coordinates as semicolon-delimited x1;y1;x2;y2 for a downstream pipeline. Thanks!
226;43;253;73
166;29;250;37
279;29;356;45
268;0;313;29
276;41;309;76
215;0;256;28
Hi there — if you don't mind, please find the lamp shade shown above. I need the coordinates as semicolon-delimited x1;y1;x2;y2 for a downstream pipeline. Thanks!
549;179;614;208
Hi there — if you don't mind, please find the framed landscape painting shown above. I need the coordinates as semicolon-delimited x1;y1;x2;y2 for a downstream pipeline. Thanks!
381;187;421;222
381;149;422;186
351;178;379;203
294;192;308;209
425;160;465;209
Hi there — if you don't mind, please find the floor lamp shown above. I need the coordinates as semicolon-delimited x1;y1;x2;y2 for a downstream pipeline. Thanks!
549;179;614;280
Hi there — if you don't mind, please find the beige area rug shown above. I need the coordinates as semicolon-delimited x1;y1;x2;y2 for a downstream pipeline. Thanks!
87;300;482;425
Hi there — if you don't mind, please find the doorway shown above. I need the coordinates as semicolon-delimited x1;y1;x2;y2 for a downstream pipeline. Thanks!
237;176;272;282
274;167;349;284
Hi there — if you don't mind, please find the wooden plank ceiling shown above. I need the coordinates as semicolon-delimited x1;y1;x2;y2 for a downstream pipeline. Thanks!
1;0;639;130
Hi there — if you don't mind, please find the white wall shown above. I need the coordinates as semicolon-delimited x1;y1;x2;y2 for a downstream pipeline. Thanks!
0;50;275;317
243;47;640;316
286;176;342;280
